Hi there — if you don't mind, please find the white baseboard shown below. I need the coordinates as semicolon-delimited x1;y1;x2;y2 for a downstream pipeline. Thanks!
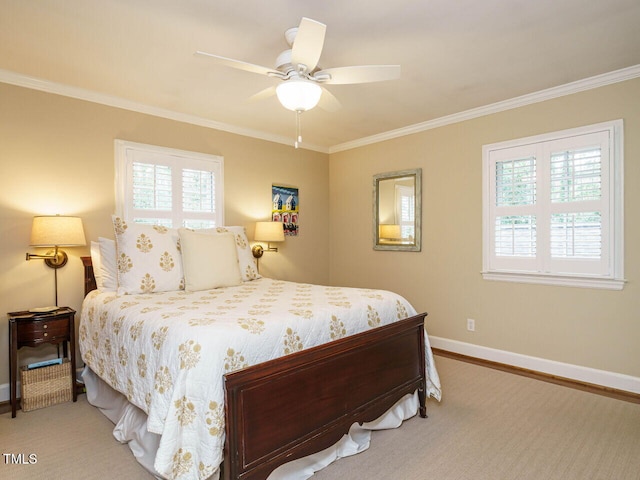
3;344;638;402
0;383;10;403
429;336;640;395
0;368;84;403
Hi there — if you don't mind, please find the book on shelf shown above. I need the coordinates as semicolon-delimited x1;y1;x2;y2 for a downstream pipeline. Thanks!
27;358;63;370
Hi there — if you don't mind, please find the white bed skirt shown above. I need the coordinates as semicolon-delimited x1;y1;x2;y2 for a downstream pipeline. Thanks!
82;366;420;480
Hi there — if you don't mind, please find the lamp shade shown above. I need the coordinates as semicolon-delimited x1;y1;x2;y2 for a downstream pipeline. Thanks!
276;78;322;112
254;221;285;243
30;215;87;247
379;224;401;240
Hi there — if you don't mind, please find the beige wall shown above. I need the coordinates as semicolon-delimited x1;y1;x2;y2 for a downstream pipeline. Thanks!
329;78;640;379
0;83;329;386
1;77;638;392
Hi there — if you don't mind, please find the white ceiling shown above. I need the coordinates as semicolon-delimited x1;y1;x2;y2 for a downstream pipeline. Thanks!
2;0;640;152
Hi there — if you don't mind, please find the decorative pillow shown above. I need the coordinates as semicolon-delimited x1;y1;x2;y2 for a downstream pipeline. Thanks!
98;237;118;292
199;226;260;281
178;229;242;291
90;241;104;289
90;238;117;292
112;216;184;294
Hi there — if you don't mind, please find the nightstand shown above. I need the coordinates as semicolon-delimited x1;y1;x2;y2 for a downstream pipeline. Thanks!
8;307;77;418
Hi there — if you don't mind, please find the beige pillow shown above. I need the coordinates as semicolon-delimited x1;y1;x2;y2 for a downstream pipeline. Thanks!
112;216;184;294
178;228;242;291
199;226;260;281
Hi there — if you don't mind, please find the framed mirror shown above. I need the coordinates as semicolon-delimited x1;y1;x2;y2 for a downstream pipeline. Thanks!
373;168;421;251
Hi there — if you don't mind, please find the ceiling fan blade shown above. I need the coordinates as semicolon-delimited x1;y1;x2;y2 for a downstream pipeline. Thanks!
318;87;341;112
194;51;279;77
291;17;326;72
316;65;401;85
246;86;277;103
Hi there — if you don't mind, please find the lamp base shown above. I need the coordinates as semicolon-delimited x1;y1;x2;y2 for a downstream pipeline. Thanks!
44;250;68;269
251;245;264;259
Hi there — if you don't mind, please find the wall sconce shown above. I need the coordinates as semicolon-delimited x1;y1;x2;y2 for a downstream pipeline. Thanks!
26;215;87;305
251;221;285;259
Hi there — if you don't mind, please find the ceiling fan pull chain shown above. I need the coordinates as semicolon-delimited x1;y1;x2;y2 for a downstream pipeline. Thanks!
295;110;303;149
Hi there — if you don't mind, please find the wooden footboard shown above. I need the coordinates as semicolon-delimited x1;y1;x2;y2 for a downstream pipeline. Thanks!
223;312;427;480
81;257;427;480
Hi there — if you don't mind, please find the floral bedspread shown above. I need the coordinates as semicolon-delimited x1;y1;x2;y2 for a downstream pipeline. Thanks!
79;278;440;480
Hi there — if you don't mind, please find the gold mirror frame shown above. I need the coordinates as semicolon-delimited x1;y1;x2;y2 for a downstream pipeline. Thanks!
373;168;422;252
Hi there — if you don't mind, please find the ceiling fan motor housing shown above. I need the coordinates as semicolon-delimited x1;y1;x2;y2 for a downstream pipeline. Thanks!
275;49;293;73
284;27;298;47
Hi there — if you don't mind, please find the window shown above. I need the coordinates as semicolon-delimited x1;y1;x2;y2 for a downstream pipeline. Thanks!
115;140;224;228
396;184;415;241
482;120;624;289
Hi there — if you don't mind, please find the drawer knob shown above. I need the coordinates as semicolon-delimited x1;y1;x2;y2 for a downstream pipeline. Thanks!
43;324;48;329
43;332;48;337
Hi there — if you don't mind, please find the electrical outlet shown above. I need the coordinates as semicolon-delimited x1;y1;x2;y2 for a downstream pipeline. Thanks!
467;318;475;332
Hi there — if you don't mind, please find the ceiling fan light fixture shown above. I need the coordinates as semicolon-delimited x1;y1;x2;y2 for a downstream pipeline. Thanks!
276;78;322;112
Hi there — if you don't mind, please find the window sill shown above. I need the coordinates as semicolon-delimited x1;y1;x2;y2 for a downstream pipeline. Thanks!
482;271;625;290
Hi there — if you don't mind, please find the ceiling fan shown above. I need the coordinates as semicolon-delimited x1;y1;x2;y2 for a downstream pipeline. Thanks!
195;17;400;147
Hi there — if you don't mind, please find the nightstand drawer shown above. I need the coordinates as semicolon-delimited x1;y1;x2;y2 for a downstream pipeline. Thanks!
17;318;70;344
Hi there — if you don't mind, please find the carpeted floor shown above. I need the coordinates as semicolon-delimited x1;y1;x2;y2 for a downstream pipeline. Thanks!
1;355;639;479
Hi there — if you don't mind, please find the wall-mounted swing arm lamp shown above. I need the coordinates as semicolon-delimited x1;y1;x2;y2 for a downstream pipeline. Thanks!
251;221;285;259
26;215;87;305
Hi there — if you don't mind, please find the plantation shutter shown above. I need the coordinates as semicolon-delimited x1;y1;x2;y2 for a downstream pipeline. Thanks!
494;155;537;257
181;168;219;229
545;131;610;276
132;162;173;226
116;140;224;228
396;185;415;241
483;121;621;286
549;146;602;259
487;145;539;272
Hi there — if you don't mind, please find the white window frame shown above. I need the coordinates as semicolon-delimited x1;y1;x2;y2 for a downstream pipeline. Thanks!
482;120;624;290
395;184;415;241
114;140;224;227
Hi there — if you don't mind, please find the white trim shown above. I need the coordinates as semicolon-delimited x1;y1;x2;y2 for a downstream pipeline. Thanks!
330;65;640;153
0;382;11;403
429;336;640;395
0;368;83;403
481;271;625;290
481;119;624;288
0;69;328;154
115;139;225;227
3;342;637;399
1;65;639;154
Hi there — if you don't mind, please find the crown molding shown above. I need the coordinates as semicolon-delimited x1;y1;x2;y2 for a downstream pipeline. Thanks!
2;65;638;155
0;68;329;154
329;64;640;153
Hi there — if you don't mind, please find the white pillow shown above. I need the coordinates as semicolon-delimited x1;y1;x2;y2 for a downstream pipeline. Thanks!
178;228;242;291
199;226;260;281
90;241;104;289
112;216;184;294
98;237;117;292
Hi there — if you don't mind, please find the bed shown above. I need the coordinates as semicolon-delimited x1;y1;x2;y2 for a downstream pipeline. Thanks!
79;221;440;480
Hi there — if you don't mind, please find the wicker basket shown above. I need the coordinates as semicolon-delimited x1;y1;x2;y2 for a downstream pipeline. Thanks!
20;360;72;412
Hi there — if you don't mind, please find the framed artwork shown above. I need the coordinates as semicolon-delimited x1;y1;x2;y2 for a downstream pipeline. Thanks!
272;185;299;236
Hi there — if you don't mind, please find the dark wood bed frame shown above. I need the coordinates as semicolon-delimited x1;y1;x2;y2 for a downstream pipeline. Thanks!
81;256;428;480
